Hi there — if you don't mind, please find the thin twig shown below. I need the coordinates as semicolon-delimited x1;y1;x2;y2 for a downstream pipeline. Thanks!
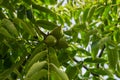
73;58;99;77
98;45;105;58
83;65;99;77
97;45;105;68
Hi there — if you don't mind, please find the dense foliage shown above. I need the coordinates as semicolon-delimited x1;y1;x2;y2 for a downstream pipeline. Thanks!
0;0;120;80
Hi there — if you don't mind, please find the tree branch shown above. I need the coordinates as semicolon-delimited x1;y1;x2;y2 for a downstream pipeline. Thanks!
73;58;99;77
98;45;105;58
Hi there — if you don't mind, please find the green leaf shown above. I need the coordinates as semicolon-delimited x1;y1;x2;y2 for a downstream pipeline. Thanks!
83;71;90;78
104;69;114;78
113;30;120;42
41;0;57;5
58;15;64;25
91;40;99;59
89;68;108;76
87;29;98;36
92;36;110;59
92;76;100;80
50;0;57;5
107;49;119;71
116;71;120;78
0;0;3;4
58;50;69;65
107;14;112;22
36;20;58;30
51;71;62;80
26;50;48;71
87;5;96;21
28;69;48;80
2;19;18;36
13;18;35;36
56;0;64;7
48;47;59;67
117;63;120;72
26;61;47;78
115;70;120;78
31;43;47;56
32;3;57;17
78;48;91;56
66;65;78;79
0;0;119;79
84;58;107;63
23;0;31;4
0;69;12;80
102;5;110;19
81;31;90;47
0;27;13;38
82;8;89;23
50;63;69;80
112;0;116;4
95;5;105;16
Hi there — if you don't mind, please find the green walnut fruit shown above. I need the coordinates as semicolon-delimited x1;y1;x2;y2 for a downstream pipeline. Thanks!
57;38;68;49
45;35;57;46
50;27;63;40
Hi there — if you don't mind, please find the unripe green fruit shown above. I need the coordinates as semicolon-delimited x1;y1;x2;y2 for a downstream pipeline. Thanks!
45;35;57;46
50;27;63;40
57;38;68;49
